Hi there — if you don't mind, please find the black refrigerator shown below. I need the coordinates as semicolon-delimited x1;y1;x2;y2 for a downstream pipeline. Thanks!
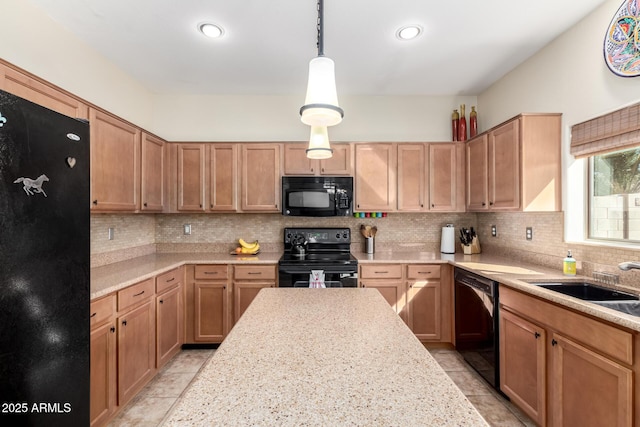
0;89;90;426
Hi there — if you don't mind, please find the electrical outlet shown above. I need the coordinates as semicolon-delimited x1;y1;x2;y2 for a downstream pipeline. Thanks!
526;227;533;240
491;225;497;237
184;224;192;235
108;227;114;240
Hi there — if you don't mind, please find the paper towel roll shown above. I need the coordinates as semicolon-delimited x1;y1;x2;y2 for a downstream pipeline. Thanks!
440;225;455;254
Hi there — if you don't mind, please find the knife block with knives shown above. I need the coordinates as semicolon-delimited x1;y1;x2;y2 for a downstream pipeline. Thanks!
459;227;481;254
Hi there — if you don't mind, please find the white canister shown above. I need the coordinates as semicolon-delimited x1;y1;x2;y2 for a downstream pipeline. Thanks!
440;224;456;254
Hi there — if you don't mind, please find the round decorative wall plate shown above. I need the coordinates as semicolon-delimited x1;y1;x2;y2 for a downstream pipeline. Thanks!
604;0;640;77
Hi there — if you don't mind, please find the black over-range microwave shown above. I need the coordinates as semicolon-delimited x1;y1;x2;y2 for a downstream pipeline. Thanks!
282;176;353;217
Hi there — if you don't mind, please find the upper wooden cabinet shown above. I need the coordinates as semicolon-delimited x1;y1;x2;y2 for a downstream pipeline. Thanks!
355;143;397;212
208;144;237;211
397;142;465;212
240;144;281;212
176;143;206;211
466;113;561;212
140;133;165;212
0;61;88;119
283;143;353;176
90;108;141;211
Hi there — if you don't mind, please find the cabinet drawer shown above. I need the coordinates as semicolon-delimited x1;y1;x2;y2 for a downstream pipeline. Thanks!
194;265;228;280
90;294;115;329
234;265;277;280
156;267;182;294
117;278;154;312
360;264;403;279
406;264;441;280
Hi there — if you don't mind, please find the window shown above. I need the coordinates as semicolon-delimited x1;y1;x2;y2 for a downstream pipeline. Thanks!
589;146;640;242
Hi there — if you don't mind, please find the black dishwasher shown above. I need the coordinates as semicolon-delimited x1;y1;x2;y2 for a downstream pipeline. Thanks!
454;268;501;392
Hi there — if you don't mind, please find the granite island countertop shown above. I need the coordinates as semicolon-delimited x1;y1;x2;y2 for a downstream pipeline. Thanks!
162;288;489;427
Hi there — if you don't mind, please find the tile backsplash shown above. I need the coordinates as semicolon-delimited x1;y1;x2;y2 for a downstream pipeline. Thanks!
91;211;640;289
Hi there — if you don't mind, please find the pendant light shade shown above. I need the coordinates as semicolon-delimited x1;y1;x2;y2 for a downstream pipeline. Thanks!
300;56;343;127
306;126;333;159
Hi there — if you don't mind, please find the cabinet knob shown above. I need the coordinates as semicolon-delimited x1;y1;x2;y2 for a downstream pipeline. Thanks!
534;332;540;339
431;203;435;208
310;168;314;173
143;202;148;207
159;300;164;304
481;202;486;206
110;327;115;333
551;338;558;346
489;201;494;206
321;168;325;173
122;320;127;326
92;200;98;205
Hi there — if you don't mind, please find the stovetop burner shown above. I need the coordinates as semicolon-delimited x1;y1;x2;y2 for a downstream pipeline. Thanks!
279;227;357;267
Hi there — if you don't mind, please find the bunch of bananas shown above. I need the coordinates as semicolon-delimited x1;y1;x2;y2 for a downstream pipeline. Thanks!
234;238;260;255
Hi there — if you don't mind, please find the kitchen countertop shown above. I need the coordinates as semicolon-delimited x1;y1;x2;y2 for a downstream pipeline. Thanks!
90;252;281;299
162;288;489;427
91;250;640;332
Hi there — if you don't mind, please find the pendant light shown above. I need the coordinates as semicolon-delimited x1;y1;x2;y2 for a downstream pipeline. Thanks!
301;0;343;159
307;126;333;159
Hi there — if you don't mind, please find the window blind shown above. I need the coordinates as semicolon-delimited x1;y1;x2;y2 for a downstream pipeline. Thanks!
570;102;640;158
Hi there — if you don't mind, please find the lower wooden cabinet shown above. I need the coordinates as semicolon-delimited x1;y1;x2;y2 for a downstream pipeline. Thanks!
117;298;156;406
359;263;453;343
156;283;183;368
184;264;231;344
90;296;117;427
500;286;634;427
233;265;277;322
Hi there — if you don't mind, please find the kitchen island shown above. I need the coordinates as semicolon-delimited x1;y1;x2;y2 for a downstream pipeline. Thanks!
163;288;487;426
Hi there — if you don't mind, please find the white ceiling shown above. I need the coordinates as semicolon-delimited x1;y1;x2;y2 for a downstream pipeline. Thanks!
27;0;609;97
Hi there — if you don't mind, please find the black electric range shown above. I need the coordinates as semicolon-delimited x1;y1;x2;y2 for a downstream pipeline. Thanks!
278;227;358;287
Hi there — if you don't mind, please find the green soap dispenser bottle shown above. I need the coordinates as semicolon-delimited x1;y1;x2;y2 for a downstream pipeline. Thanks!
563;250;576;276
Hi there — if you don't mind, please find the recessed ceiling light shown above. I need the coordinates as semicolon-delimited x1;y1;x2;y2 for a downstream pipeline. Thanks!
396;25;422;40
199;23;224;38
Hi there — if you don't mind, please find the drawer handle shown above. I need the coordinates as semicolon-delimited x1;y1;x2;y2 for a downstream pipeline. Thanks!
417;271;432;274
374;271;389;274
248;272;262;275
90;312;97;318
133;290;145;297
204;271;218;275
166;277;176;282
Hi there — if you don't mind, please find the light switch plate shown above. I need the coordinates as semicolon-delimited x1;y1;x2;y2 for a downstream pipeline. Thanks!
184;224;192;235
108;227;114;240
526;227;533;240
491;225;497;237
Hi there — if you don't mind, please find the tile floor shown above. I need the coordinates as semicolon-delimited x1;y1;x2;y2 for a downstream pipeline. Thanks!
108;348;534;427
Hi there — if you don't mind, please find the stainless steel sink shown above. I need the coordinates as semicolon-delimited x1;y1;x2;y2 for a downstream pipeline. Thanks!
529;281;640;316
532;282;639;301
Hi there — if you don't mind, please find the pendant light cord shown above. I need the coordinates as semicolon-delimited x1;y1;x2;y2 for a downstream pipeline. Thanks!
316;0;324;57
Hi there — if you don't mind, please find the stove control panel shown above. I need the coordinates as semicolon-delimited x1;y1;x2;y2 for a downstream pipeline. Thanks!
284;228;351;245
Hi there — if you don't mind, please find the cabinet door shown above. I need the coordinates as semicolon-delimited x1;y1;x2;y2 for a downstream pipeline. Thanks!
234;282;274;323
466;135;488;211
429;143;461;211
194;282;229;343
499;309;546;426
397;143;426;212
208;144;237;211
489;119;520;210
320;143;352;175
90;321;117;427
177;143;206;211
550;333;632;427
90;108;141;211
240;144;281;212
283;143;316;175
355;143;397;211
141;133;165;212
117;301;156;405
407;280;440;340
156;286;182;368
0;62;89;119
361;280;406;319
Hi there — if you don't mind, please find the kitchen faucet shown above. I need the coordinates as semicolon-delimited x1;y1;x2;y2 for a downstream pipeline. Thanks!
618;261;640;271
